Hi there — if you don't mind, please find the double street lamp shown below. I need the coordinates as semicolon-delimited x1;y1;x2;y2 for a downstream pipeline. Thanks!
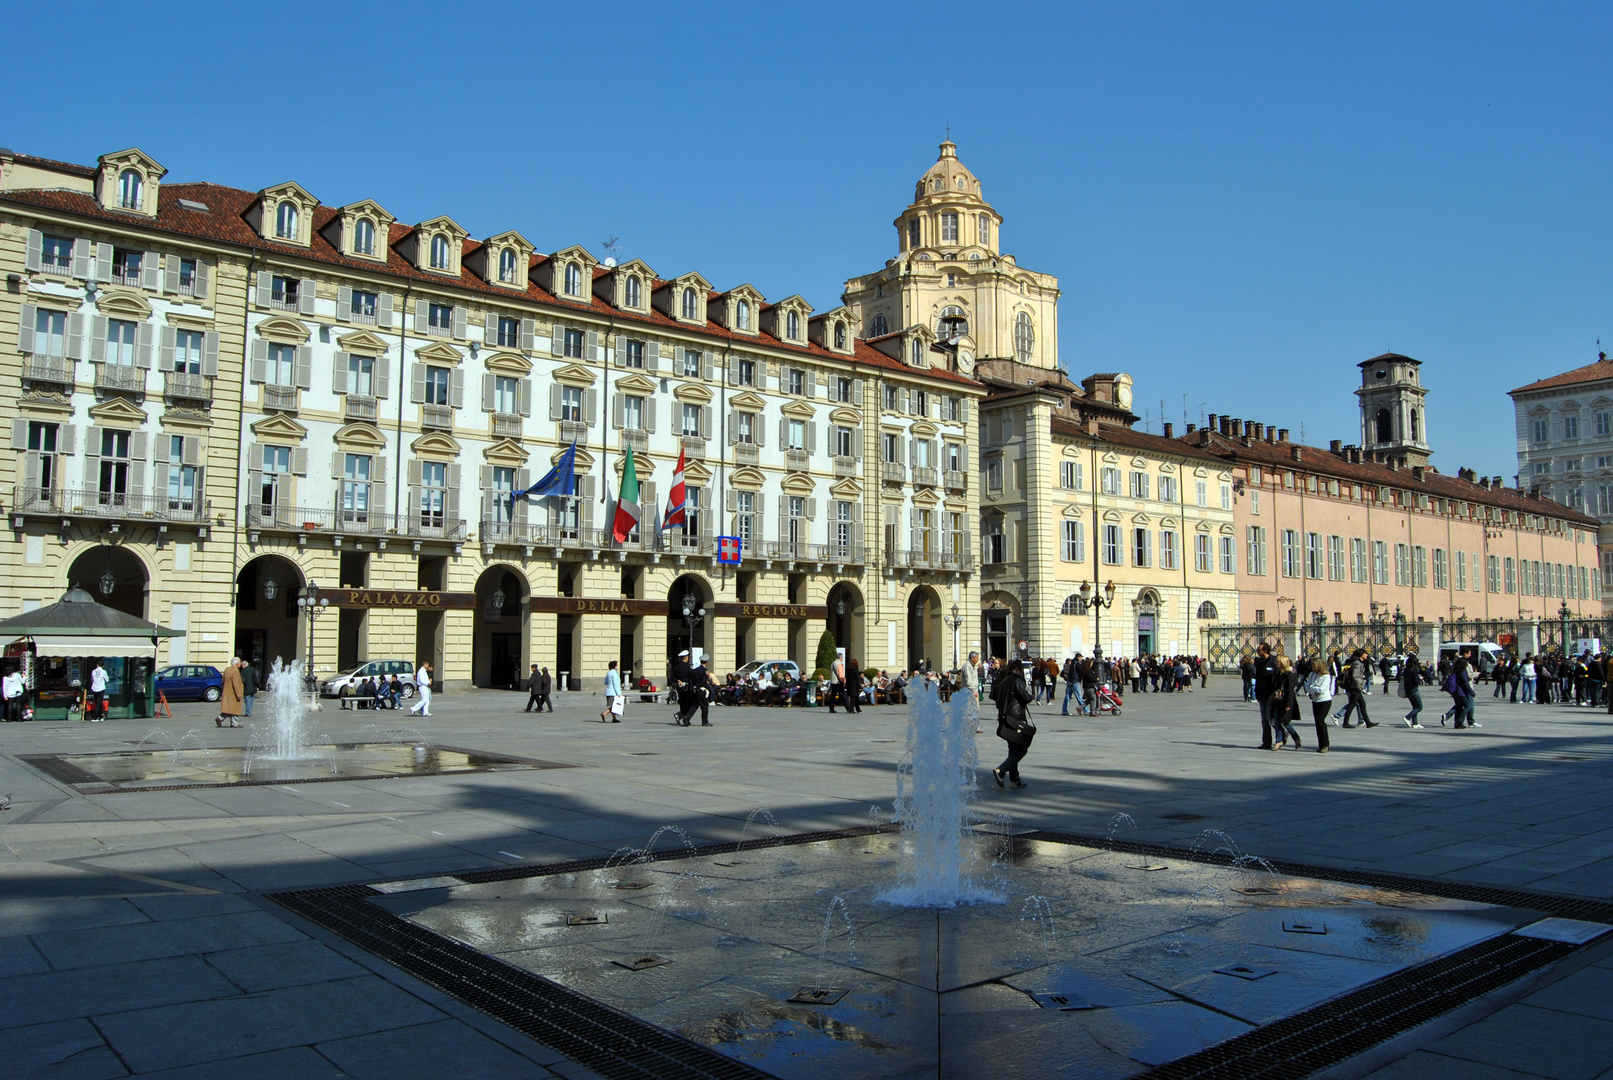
1078;579;1118;659
297;582;330;691
943;602;964;671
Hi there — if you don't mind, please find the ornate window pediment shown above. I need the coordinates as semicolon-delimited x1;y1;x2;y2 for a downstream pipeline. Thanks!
729;390;766;411
830;407;862;426
97;291;152;319
551;363;597;387
485;351;532;376
614;373;657;395
730;465;765;490
782;474;816;496
250;413;307;440
336;329;390;356
88;397;148;425
483;438;529;467
830;477;862;499
256;316;310;344
683;460;713;484
674;382;713;404
410;431;462;457
414;341;465;366
780;399;817;420
335;423;388;450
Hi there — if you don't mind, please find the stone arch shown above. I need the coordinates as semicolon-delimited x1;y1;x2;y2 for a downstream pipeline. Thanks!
473;564;530;690
233;552;306;676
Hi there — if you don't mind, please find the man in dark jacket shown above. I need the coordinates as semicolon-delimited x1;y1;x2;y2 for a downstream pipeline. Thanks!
672;650;696;726
240;661;259;717
533;667;554;713
524;664;543;712
845;658;863;714
991;661;1034;788
1253;643;1281;750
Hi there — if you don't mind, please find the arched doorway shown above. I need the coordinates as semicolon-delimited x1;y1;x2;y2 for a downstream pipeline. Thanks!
234;554;305;675
473;565;529;690
67;544;148;619
826;582;865;669
667;575;713;673
906;585;943;672
1136;589;1162;656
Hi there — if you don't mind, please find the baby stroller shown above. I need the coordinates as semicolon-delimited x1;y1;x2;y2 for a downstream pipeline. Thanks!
1096;684;1124;715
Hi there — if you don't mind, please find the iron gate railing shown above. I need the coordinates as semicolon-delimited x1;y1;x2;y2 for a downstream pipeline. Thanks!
1203;624;1288;670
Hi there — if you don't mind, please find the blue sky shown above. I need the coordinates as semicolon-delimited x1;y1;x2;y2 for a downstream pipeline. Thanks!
10;1;1609;476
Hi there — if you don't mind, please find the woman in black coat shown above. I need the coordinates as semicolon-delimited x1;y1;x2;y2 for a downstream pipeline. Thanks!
991;662;1035;788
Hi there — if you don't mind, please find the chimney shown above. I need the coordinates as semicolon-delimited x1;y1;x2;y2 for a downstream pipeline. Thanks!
1185;423;1196;434
1233;420;1244;436
1220;416;1231;435
1163;422;1174;438
1411;465;1425;481
1086;417;1099;436
1241;431;1253;447
1265;426;1276;444
1494;476;1504;489
1290;445;1303;462
1530;484;1540;498
1207;413;1217;431
1480;476;1491;489
1329;439;1343;454
1278;428;1289;443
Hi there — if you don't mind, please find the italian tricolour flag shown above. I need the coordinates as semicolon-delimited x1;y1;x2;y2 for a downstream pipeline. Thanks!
611;445;641;543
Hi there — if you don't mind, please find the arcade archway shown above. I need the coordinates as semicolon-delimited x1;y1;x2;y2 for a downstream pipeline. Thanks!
473;565;529;690
67;544;148;620
826;581;865;668
667;574;713;672
906;585;943;672
234;554;305;675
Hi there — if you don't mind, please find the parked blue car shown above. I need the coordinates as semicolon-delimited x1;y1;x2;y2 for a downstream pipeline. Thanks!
154;664;225;702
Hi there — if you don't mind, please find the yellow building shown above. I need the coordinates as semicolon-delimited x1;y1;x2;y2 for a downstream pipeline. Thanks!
0;146;984;694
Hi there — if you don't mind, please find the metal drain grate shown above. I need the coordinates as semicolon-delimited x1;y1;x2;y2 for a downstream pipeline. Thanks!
1162;812;1208;821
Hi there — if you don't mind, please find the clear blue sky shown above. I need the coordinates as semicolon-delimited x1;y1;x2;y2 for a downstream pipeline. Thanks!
10;1;1609;477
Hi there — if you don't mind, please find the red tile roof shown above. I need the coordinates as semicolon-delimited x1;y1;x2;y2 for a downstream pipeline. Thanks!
1050;418;1228;466
4;151;97;180
0;176;982;391
1509;357;1613;396
1182;428;1600;527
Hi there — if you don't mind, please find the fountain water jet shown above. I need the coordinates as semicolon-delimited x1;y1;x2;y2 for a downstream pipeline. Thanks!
884;681;1002;908
261;658;316;760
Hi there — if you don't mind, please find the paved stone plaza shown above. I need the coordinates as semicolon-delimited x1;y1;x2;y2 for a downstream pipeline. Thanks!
5;682;1613;1079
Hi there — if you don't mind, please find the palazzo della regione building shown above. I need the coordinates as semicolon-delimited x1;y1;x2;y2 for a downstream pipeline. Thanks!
0;144;989;692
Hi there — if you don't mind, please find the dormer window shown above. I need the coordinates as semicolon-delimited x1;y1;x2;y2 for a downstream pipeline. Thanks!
429;235;450;270
564;263;581;295
786;310;800;339
275;202;298;240
354;218;376;256
736;300;751;330
682;288;698;319
118;169;143;210
834;321;846;350
498;248;517;283
625;276;641;307
941;213;958;242
910;338;923;366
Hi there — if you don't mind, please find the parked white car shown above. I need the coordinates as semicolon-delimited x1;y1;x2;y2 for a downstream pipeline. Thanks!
320;659;418;698
735;660;802;683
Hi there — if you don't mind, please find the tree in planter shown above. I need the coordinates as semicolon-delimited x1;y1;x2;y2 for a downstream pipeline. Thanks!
813;630;838;681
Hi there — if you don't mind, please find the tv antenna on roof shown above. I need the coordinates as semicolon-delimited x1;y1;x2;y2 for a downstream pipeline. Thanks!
601;234;620;268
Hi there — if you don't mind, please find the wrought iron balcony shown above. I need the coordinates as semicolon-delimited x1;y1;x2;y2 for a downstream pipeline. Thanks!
492;412;523;439
622;428;649;453
558;420;589;446
421;403;454;431
884;547;975;573
20;487;205;523
21;356;74;387
343;394;379;422
95;364;145;395
164;371;212;406
245;503;466;541
680;436;706;460
761;541;866;565
263;385;299;412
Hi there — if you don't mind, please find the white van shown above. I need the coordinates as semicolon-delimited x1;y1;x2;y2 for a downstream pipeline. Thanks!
1438;642;1507;670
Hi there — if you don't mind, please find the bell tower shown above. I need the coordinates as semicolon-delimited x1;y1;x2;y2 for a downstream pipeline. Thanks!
1356;353;1431;468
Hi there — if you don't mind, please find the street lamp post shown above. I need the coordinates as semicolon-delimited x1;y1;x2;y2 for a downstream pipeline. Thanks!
1079;579;1118;659
1394;605;1406;654
297;582;330;692
943;602;964;671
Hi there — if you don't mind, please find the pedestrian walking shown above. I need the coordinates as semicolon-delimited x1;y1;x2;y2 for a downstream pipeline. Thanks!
601;660;622;722
691;656;713;725
239;659;258;717
846;658;863;714
1338;649;1377;728
1239;655;1255;701
1269;655;1302;749
1445;658;1478;728
409;661;434;716
827;652;848;714
671;650;696;726
534;667;554;712
215;657;243;728
1252;643;1280;750
1402;651;1426;728
3;665;26;721
525;664;543;712
1299;658;1332;753
990;657;1034;789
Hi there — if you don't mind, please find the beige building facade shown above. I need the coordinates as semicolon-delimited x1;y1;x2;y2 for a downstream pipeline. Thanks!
0;146;984;693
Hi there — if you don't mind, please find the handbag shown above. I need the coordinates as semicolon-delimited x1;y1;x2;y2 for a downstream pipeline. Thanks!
610;696;625;717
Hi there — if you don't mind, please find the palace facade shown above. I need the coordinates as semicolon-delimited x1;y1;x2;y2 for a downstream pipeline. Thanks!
0;145;984;691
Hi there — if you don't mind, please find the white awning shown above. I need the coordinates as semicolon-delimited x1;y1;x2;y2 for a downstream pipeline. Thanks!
13;635;159;659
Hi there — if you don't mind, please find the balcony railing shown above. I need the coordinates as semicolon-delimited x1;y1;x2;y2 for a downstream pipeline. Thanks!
20;487;205;523
492;413;523;439
164;371;212;405
36;256;72;277
734;442;759;466
944;469;967;492
882;461;906;484
680;436;706;460
347;309;378;325
22;356;74;386
913;466;938;488
95;364;146;394
558;420;589;446
109;270;143;288
344;394;379;422
884;547;976;573
423;321;452;338
421;404;454;431
263;385;299;412
834;455;858;478
761;541;866;565
786;450;810;473
245;504;467;541
622;428;648;453
263;294;300;312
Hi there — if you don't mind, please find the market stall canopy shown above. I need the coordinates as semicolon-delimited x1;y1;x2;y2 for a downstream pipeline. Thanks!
0;588;182;659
